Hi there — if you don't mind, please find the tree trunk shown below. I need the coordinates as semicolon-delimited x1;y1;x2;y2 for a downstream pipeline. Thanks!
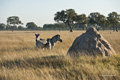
102;27;105;31
67;23;73;32
12;24;16;32
12;26;14;32
70;28;73;32
113;26;115;31
116;26;118;32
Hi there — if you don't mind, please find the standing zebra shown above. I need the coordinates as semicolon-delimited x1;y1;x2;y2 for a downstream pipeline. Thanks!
35;34;62;49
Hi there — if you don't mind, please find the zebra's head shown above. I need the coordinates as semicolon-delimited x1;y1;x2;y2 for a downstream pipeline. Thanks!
53;34;62;42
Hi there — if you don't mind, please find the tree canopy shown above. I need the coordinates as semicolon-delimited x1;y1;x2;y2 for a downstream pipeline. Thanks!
0;23;6;30
7;16;22;31
54;9;77;32
26;22;37;30
7;16;22;26
107;12;120;31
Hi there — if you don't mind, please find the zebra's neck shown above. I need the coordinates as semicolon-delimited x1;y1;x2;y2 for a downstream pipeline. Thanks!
50;38;57;47
36;37;40;41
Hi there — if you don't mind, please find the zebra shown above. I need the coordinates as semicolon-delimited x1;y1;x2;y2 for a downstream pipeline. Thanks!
35;34;62;49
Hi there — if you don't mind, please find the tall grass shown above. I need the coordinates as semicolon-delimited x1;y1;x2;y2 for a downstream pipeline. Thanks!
0;30;120;80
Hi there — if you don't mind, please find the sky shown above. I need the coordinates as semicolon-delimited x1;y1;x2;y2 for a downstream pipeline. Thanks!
0;0;120;27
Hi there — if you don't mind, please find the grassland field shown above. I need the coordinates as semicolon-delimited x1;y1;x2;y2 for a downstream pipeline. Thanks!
0;30;120;80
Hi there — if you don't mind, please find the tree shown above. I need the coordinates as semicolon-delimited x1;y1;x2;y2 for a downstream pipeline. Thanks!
100;19;108;31
107;12;120;31
88;12;106;30
54;9;77;32
26;22;37;30
6;25;17;30
98;14;106;31
0;23;6;30
7;16;22;31
43;23;67;30
18;26;25;30
75;14;88;30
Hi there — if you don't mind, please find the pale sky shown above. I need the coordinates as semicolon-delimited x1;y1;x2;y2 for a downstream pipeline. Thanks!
0;0;120;27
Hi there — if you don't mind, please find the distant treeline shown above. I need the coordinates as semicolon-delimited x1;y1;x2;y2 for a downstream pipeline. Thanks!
0;22;120;31
43;23;120;31
0;9;120;31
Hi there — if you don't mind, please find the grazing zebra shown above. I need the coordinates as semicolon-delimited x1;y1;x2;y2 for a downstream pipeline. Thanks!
35;34;62;49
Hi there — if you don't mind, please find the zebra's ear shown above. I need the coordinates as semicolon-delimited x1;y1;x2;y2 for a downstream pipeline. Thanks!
35;34;37;36
58;34;60;37
56;34;60;37
38;34;40;36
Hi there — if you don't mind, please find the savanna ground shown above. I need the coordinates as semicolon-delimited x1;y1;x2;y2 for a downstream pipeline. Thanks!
0;30;120;80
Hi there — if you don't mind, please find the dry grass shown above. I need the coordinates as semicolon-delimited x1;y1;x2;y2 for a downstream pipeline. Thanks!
0;30;120;80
